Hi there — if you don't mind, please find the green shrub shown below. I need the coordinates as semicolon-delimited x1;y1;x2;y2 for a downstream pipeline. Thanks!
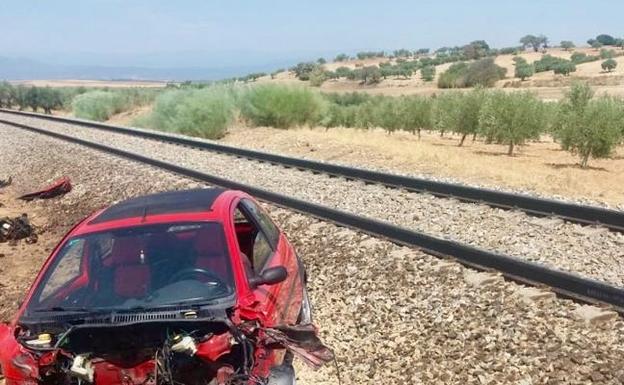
600;48;616;59
72;91;125;121
323;92;373;106
438;62;470;88
513;57;534;80
290;62;320;81
602;58;618;72
499;46;520;55
309;67;328;87
72;88;158;121
553;83;624;167
240;84;326;129
534;55;571;72
335;66;353;78
570;52;599;64
438;58;506;88
553;61;576;76
421;65;436;81
478;91;544;155
134;86;236;139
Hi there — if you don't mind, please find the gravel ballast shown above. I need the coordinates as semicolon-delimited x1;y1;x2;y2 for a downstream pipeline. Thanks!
2;115;623;288
1;124;624;384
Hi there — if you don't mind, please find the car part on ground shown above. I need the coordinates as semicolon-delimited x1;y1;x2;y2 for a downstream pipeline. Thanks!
0;214;37;244
17;176;72;201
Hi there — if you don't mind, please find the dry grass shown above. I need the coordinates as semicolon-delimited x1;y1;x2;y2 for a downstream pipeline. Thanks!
223;126;624;206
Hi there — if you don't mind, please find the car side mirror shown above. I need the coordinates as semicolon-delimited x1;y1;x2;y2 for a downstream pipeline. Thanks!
249;266;288;288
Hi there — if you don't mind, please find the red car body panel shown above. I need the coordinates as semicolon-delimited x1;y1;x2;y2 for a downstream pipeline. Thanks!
0;189;311;385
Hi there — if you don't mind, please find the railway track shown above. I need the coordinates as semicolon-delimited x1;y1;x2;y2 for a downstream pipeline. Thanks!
1;108;623;233
2;117;623;314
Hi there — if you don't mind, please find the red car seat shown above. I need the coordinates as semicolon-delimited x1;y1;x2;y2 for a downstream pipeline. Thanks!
111;236;150;298
194;229;230;280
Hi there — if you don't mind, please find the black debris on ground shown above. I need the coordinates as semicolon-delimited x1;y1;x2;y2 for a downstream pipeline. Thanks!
0;176;11;188
0;214;37;244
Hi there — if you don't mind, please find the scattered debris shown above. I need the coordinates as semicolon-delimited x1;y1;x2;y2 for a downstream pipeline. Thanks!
18;176;72;201
0;176;12;188
0;214;37;243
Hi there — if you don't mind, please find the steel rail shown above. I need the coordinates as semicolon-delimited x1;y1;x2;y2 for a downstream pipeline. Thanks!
3;119;623;314
1;108;622;232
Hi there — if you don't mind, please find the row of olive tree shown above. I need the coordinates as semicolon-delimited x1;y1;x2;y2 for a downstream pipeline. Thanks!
319;84;623;167
0;82;73;113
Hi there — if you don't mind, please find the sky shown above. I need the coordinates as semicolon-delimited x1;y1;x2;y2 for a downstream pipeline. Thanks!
0;0;623;68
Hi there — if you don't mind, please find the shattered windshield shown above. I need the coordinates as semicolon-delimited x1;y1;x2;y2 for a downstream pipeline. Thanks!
25;222;234;315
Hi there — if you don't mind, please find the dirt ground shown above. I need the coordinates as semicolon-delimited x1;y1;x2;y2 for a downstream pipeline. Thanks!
222;126;624;207
0;187;63;322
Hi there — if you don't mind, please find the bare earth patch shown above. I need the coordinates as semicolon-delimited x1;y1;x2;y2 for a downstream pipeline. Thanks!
0;188;60;322
222;126;624;207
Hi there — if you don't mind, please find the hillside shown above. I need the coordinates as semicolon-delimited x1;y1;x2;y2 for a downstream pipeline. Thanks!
257;47;624;100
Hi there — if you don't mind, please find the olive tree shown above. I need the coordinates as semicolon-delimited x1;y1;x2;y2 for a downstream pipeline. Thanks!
560;41;575;51
0;81;14;107
433;92;461;138
520;34;548;52
455;88;487;146
399;96;433;139
13;85;29;110
553;83;624;168
478;91;544;155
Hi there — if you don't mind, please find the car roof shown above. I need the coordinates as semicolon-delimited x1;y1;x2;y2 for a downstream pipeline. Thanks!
89;188;227;225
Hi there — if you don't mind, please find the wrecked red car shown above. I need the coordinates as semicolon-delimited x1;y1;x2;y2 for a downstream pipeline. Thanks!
0;188;331;385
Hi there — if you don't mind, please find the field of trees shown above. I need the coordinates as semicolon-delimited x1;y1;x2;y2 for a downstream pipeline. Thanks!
2;79;623;170
2;33;624;171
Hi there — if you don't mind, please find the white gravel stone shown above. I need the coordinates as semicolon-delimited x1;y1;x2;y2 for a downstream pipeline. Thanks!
2;114;623;288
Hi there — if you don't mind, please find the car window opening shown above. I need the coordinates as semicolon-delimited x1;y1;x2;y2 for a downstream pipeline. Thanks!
27;222;234;314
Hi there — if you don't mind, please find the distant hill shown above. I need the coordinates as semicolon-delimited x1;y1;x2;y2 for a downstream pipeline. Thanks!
0;56;290;81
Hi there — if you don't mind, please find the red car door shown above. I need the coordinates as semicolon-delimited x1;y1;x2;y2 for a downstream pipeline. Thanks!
232;198;302;326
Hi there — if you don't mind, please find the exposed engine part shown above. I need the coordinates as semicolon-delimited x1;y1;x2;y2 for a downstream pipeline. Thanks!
69;355;94;383
171;335;197;355
24;333;52;348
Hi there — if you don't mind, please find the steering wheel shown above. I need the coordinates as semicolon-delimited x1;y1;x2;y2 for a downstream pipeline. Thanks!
168;268;226;287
